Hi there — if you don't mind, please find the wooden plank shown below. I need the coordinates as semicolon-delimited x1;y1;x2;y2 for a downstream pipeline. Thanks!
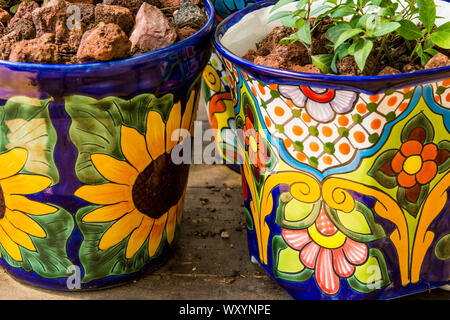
0;165;448;300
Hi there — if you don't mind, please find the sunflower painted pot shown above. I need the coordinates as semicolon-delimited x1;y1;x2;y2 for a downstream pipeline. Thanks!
214;0;450;299
0;1;214;291
200;0;262;171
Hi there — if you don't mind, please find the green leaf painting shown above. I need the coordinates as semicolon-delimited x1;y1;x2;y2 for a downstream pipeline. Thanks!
65;94;174;185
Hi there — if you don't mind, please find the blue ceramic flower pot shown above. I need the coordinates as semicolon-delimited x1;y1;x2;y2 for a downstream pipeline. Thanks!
214;0;450;299
200;0;264;172
0;0;214;291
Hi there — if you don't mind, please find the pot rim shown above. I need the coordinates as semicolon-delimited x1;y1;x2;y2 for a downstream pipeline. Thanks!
213;0;450;92
0;0;215;71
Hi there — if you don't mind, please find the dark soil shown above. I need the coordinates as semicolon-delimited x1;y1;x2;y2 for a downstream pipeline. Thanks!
243;20;449;76
0;0;207;64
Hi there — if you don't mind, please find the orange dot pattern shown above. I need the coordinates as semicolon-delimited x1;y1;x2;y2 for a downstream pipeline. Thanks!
230;72;437;173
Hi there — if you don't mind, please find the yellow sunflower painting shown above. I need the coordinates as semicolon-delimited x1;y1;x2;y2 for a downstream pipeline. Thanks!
0;147;57;262
75;91;197;260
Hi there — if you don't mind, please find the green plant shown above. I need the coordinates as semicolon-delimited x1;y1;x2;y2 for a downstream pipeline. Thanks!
269;0;450;73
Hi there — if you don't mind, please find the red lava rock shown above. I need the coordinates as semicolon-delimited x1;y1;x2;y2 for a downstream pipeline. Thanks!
336;56;360;75
159;0;180;12
6;19;36;40
9;33;60;63
57;22;83;52
253;53;285;69
0;30;22;60
290;64;321;73
378;66;401;75
66;0;97;3
173;0;206;29
251;42;310;70
160;0;180;7
336;53;377;75
69;3;96;32
0;8;11;24
77;23;131;62
102;0;144;15
176;26;197;40
271;43;310;66
129;3;177;54
256;26;293;56
9;1;40;26
311;18;332;55
32;0;69;36
95;4;135;34
424;53;449;69
242;49;257;62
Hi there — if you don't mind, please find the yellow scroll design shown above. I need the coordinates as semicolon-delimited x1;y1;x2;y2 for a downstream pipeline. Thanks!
410;172;450;283
322;177;410;286
258;171;321;264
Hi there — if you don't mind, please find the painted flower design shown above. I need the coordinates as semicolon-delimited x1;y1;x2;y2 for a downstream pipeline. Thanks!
278;85;358;123
281;208;368;295
75;95;196;259
391;140;439;189
244;117;268;172
0;148;57;262
369;113;450;216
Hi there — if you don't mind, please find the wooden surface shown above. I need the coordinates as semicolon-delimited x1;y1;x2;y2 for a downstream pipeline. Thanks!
0;164;448;300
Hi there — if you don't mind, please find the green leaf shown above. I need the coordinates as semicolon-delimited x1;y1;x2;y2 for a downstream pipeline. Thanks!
419;0;436;32
244;207;254;231
65;93;174;184
354;39;373;71
327;202;386;242
325;22;352;43
347;248;391;294
280;15;298;28
275;192;321;229
423;37;434;50
330;6;355;18
358;14;376;30
401;112;434;144
310;5;332;17
434;234;450;261
371;22;400;37
336;42;351;59
296;20;312;45
311;54;333;73
437;140;450;173
0;205;75;279
76;205;168;283
367;149;398;189
272;235;314;283
334;28;364;50
331;53;339;73
420;52;431;66
201;78;211;102
430;22;450;49
268;10;293;23
270;0;296;13
0;97;59;184
397;184;429;217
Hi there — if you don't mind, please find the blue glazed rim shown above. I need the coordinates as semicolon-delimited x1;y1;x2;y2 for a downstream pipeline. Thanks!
0;0;216;73
214;0;450;93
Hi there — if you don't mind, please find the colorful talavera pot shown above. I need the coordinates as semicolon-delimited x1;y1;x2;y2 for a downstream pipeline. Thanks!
200;0;262;171
214;0;450;299
0;1;214;291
